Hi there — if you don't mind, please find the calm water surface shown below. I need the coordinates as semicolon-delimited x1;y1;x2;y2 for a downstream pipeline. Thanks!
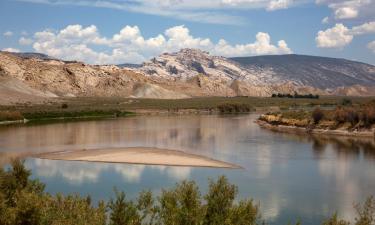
1;114;375;225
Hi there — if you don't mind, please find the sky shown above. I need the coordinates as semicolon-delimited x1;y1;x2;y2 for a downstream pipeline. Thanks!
0;0;374;65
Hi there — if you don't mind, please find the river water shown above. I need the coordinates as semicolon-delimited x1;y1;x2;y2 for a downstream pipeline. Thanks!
0;114;374;224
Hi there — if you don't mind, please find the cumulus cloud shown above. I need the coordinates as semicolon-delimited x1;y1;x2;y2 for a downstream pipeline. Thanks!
19;37;33;45
29;24;292;64
316;0;375;21
368;41;375;54
267;0;294;11
3;31;13;37
17;0;302;25
316;21;375;48
2;48;20;53
316;24;353;48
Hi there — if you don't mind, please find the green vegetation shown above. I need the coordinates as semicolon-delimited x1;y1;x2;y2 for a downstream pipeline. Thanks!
0;111;23;122
261;100;375;130
1;160;375;225
217;103;254;114
271;92;319;99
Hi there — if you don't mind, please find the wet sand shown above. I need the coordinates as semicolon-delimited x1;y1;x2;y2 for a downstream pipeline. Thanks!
35;147;241;169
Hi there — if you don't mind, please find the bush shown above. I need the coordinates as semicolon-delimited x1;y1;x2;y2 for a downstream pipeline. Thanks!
217;103;253;114
341;98;352;106
361;105;375;128
334;107;359;126
0;111;24;122
312;107;324;124
61;103;68;109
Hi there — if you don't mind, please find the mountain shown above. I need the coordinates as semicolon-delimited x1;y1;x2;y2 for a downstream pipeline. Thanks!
138;49;375;96
0;48;374;104
117;63;142;69
230;54;375;89
2;52;57;61
0;51;187;105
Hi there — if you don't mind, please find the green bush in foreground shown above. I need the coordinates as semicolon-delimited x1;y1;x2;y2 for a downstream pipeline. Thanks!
1;160;375;225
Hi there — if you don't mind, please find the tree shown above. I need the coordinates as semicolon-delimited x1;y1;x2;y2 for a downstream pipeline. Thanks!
312;107;324;124
108;189;140;225
230;199;260;225
203;176;238;225
322;213;350;225
159;180;203;225
354;196;375;225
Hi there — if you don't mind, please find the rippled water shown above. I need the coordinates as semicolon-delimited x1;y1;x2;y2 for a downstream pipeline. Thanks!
1;114;374;225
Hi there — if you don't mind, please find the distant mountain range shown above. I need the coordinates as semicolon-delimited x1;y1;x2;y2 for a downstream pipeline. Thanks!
0;49;374;104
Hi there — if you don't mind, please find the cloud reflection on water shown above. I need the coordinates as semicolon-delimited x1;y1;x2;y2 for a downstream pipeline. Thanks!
26;158;192;185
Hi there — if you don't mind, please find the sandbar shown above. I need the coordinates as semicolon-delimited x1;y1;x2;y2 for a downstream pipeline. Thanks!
35;147;241;169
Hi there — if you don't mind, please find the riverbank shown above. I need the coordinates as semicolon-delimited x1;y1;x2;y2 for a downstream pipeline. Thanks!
0;96;373;125
35;147;241;169
256;119;375;138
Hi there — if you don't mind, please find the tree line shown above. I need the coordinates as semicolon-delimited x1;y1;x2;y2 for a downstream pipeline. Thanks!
271;92;320;99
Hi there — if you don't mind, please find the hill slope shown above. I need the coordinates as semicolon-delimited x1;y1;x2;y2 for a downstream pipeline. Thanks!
230;54;375;89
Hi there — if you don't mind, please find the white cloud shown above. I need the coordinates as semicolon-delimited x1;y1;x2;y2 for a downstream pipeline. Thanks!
3;31;13;37
316;23;353;48
30;24;292;64
334;6;358;19
322;16;329;24
17;0;302;25
19;37;33;45
267;0;294;11
368;41;375;54
2;48;20;53
316;0;375;21
316;21;375;48
351;21;375;35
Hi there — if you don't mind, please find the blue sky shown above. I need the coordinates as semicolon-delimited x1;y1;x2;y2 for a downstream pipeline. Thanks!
0;0;374;65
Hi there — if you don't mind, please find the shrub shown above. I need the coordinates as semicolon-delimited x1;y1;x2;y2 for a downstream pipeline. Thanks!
0;111;24;121
108;189;140;225
217;103;253;114
61;103;68;109
361;105;375;127
312;107;324;124
341;98;352;106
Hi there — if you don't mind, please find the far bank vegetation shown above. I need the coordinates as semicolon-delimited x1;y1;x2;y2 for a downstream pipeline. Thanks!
259;100;375;131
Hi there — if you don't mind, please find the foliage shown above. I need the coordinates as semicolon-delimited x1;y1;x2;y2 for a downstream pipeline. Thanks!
217;103;253;114
312;107;324;124
108;189;140;225
271;92;319;99
322;213;350;225
159;180;203;225
354;196;375;225
341;98;353;106
0;111;23;122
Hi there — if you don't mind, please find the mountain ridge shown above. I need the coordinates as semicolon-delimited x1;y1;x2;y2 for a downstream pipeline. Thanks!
0;49;374;105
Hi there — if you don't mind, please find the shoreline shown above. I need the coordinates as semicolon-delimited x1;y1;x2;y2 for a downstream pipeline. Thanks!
256;119;375;138
34;147;242;169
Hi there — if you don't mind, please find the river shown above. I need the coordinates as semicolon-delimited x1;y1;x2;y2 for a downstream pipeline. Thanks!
1;114;374;224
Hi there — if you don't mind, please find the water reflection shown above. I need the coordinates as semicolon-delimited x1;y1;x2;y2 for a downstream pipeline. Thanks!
25;159;192;185
0;114;374;225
